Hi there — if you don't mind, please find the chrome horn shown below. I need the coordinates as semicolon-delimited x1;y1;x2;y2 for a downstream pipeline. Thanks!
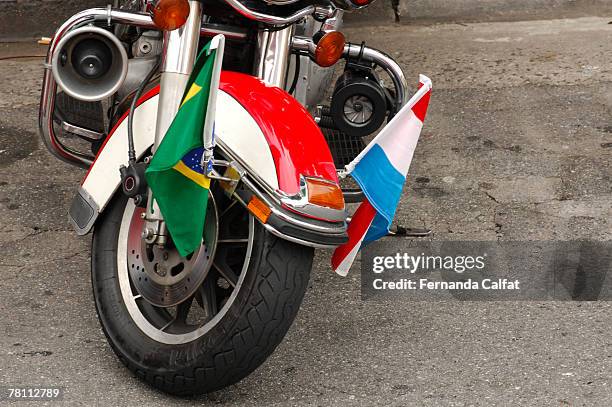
51;26;128;102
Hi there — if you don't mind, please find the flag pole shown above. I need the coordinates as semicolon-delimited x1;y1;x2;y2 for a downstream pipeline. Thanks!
202;34;225;173
344;74;432;175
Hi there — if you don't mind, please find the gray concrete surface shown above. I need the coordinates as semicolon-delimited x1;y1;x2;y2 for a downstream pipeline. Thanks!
1;16;612;406
0;0;105;41
3;0;612;39
350;0;612;26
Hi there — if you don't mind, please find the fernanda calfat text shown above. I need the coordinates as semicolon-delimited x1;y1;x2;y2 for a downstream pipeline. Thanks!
372;278;521;291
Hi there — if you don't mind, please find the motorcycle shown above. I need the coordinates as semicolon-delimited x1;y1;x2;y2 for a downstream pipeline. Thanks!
39;0;414;395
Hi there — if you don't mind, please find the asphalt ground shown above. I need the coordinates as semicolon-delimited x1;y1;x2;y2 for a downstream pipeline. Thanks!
0;16;611;406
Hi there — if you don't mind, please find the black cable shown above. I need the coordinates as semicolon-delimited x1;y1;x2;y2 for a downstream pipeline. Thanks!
127;59;160;164
288;53;300;95
0;55;46;60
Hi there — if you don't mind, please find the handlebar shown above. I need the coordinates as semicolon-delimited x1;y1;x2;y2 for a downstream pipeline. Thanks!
223;0;336;25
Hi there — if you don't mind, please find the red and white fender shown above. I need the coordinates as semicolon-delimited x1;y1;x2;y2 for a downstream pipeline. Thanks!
73;72;345;244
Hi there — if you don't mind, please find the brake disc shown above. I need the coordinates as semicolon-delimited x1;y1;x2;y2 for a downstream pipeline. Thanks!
126;194;218;307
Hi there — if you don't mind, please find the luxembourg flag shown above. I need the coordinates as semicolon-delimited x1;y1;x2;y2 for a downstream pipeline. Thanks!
331;75;432;276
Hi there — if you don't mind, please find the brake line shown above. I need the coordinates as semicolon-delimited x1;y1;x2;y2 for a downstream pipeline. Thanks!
127;59;160;164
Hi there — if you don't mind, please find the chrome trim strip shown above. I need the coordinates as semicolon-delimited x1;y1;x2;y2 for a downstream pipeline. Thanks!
229;181;346;249
261;224;340;249
61;121;105;141
240;175;347;235
214;142;347;234
217;139;348;233
215;138;347;235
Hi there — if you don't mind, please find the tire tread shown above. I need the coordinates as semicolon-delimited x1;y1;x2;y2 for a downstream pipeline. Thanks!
92;199;313;395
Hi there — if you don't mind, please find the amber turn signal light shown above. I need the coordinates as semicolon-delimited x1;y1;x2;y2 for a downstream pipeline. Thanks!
152;0;190;31
306;178;345;210
314;31;346;68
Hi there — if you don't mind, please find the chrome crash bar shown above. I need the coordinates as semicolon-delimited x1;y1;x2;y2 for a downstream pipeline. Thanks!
39;7;250;168
39;8;157;167
291;36;409;110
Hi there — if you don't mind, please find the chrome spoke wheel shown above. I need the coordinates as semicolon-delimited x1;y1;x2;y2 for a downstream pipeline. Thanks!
117;189;255;344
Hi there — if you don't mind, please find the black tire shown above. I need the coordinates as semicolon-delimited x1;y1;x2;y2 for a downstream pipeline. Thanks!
91;194;314;395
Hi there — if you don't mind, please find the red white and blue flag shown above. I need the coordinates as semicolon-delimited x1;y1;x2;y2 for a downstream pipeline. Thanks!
331;75;432;276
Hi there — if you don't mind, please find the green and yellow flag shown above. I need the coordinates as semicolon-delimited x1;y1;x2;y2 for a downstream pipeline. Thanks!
145;40;220;257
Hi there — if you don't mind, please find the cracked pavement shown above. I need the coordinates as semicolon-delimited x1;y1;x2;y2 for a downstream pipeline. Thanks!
1;16;611;406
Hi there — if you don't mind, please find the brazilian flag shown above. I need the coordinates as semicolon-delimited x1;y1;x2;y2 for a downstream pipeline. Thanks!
145;41;218;257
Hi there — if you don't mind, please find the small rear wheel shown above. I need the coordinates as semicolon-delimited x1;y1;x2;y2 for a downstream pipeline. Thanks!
91;185;314;395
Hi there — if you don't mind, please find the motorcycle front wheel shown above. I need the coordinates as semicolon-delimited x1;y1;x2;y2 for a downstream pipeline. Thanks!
91;188;313;395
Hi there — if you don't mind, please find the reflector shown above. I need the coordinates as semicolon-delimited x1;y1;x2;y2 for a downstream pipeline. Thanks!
247;196;272;224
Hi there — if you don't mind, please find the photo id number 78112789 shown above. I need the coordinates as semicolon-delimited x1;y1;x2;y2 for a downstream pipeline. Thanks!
1;387;63;400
